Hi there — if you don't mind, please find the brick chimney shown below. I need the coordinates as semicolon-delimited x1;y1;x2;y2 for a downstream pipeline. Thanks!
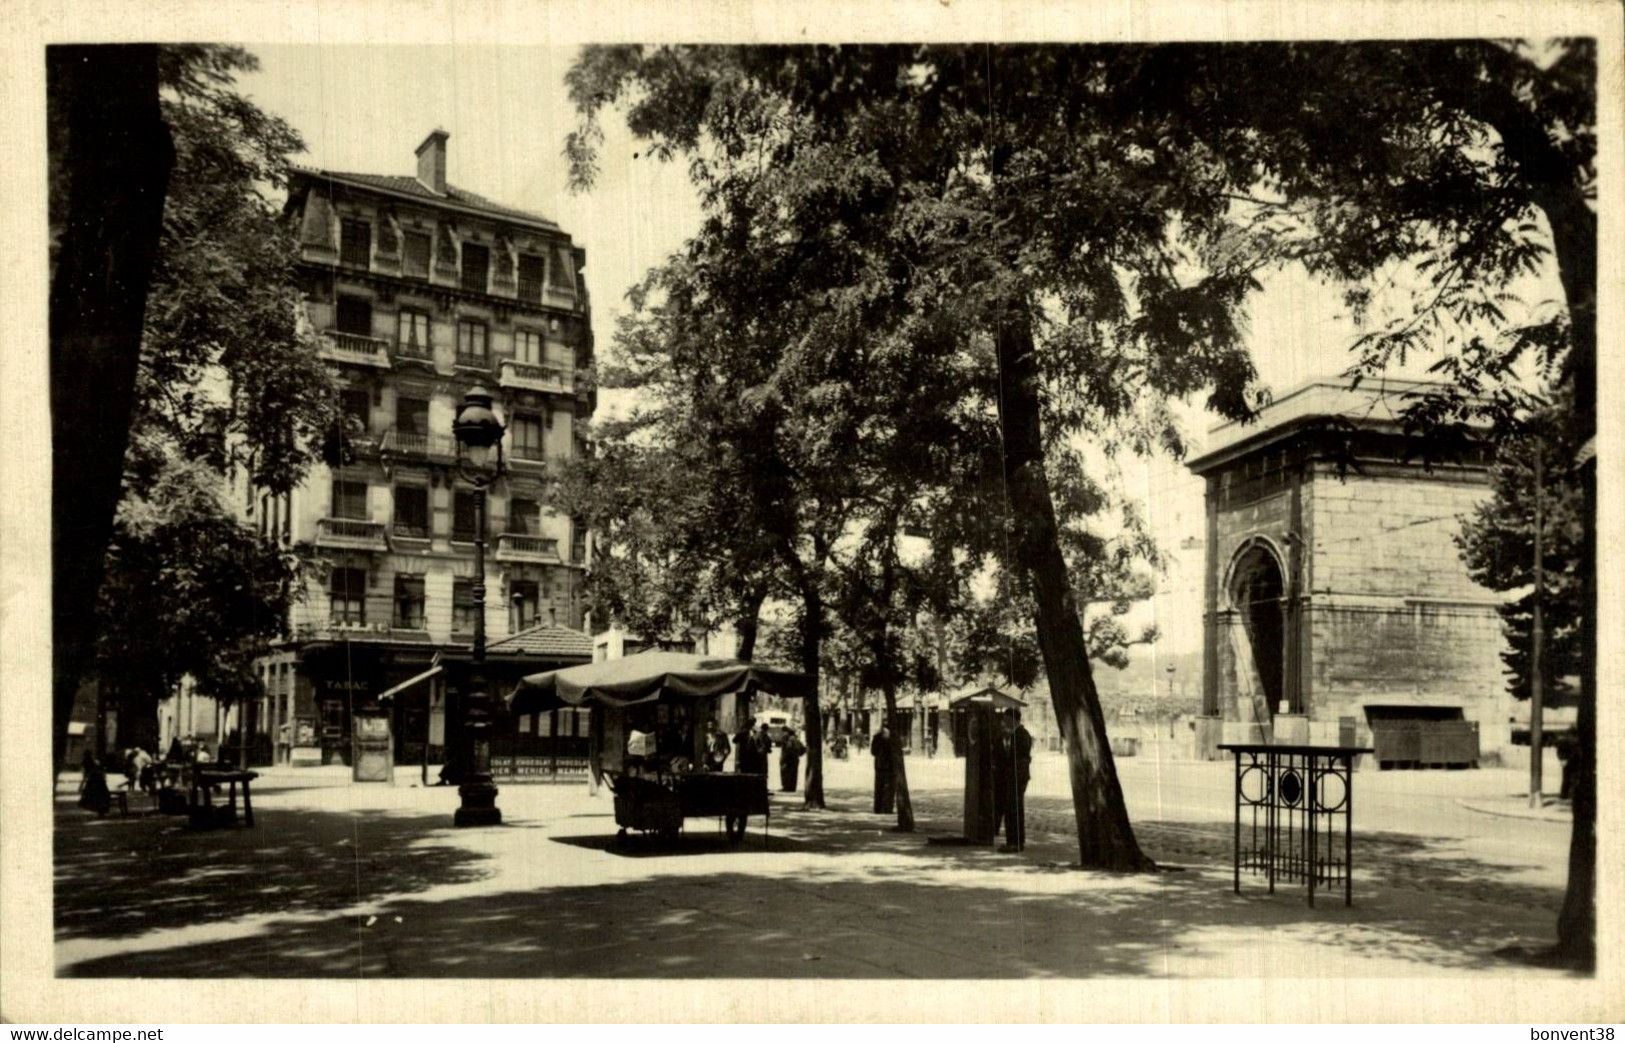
415;129;449;194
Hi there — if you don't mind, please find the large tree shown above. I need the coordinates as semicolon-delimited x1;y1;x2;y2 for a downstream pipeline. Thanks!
49;45;174;774
567;45;1273;869
52;45;339;760
1169;39;1596;968
567;41;1596;942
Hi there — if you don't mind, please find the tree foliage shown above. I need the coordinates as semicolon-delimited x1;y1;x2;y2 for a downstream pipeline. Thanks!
1456;388;1584;701
127;45;339;498
82;46;337;742
96;456;304;749
565;41;1594;889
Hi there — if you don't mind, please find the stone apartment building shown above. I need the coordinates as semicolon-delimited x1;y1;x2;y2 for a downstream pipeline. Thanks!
1186;378;1510;764
243;130;596;767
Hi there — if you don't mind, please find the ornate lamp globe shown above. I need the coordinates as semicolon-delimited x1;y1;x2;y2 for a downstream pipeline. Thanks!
452;386;505;478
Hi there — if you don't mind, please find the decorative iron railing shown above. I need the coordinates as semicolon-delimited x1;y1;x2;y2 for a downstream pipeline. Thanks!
322;331;391;359
315;517;388;546
495;533;559;559
498;359;572;394
380;429;457;459
1219;742;1371;907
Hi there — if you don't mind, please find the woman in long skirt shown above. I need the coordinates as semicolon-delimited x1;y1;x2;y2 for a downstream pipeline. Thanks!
871;726;895;814
779;729;806;792
78;749;111;816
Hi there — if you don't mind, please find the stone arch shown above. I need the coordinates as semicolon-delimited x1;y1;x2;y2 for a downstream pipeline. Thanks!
1224;536;1291;721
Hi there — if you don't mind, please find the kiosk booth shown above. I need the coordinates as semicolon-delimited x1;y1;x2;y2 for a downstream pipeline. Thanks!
947;686;1026;844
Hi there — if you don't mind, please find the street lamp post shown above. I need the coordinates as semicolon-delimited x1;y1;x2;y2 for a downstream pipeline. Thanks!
452;386;506;828
1166;663;1177;739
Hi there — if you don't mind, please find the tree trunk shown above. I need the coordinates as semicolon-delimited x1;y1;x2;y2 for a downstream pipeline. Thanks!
1538;188;1596;971
734;586;767;661
994;305;1154;871
1554;460;1595;968
882;682;915;831
49;45;174;776
798;587;826;809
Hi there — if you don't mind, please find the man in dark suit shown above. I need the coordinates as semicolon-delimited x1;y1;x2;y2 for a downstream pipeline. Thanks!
1000;710;1033;852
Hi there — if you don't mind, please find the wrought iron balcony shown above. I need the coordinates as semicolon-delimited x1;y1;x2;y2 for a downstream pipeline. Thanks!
379;428;457;460
314;517;389;550
498;359;572;395
319;331;392;369
494;532;561;562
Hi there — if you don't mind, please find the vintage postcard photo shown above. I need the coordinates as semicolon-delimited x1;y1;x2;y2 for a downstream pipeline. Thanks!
3;0;1621;1026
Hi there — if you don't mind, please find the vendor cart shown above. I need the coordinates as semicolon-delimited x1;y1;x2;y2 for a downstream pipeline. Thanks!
509;650;810;844
610;769;770;841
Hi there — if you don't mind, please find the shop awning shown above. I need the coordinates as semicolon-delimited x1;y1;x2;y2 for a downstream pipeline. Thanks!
376;664;443;703
508;650;812;715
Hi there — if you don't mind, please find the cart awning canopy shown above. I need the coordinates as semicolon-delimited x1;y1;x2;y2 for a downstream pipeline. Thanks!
508;650;813;714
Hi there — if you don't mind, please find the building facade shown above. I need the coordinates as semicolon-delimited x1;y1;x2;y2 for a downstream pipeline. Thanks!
245;129;596;767
1186;379;1510;763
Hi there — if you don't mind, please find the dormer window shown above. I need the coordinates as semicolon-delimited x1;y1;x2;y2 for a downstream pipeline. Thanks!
462;242;489;293
340;218;372;268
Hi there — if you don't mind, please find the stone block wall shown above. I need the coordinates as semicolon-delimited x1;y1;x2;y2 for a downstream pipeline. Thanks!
1303;465;1509;753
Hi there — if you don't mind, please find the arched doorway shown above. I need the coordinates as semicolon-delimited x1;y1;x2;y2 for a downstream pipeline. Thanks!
1230;544;1285;717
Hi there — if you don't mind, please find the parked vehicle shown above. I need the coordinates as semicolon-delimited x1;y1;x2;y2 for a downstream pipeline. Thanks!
755;711;792;746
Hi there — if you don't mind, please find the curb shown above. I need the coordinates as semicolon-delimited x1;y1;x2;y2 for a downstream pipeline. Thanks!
1456;798;1571;824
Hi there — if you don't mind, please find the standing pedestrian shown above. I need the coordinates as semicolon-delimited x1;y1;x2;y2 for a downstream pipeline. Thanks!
1001;710;1033;852
734;722;766;774
871;725;895;814
705;725;731;772
779;728;806;792
78;749;111;816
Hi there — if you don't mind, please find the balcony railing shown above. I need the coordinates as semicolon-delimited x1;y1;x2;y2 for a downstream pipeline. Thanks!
455;353;492;371
314;517;389;550
495;533;561;562
379;428;457;460
391;521;431;540
395;340;433;362
320;331;392;368
499;359;572;395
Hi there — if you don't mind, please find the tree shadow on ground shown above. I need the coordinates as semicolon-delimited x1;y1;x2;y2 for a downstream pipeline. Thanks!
54;798;490;944
57;789;1576;979
951;793;1567;916
550;832;807;858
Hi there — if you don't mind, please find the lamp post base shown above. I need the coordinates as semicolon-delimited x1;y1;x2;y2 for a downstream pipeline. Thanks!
454;778;502;828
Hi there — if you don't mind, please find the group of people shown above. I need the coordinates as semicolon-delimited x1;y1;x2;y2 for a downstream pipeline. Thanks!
869;710;1033;853
76;738;207;816
718;722;807;793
